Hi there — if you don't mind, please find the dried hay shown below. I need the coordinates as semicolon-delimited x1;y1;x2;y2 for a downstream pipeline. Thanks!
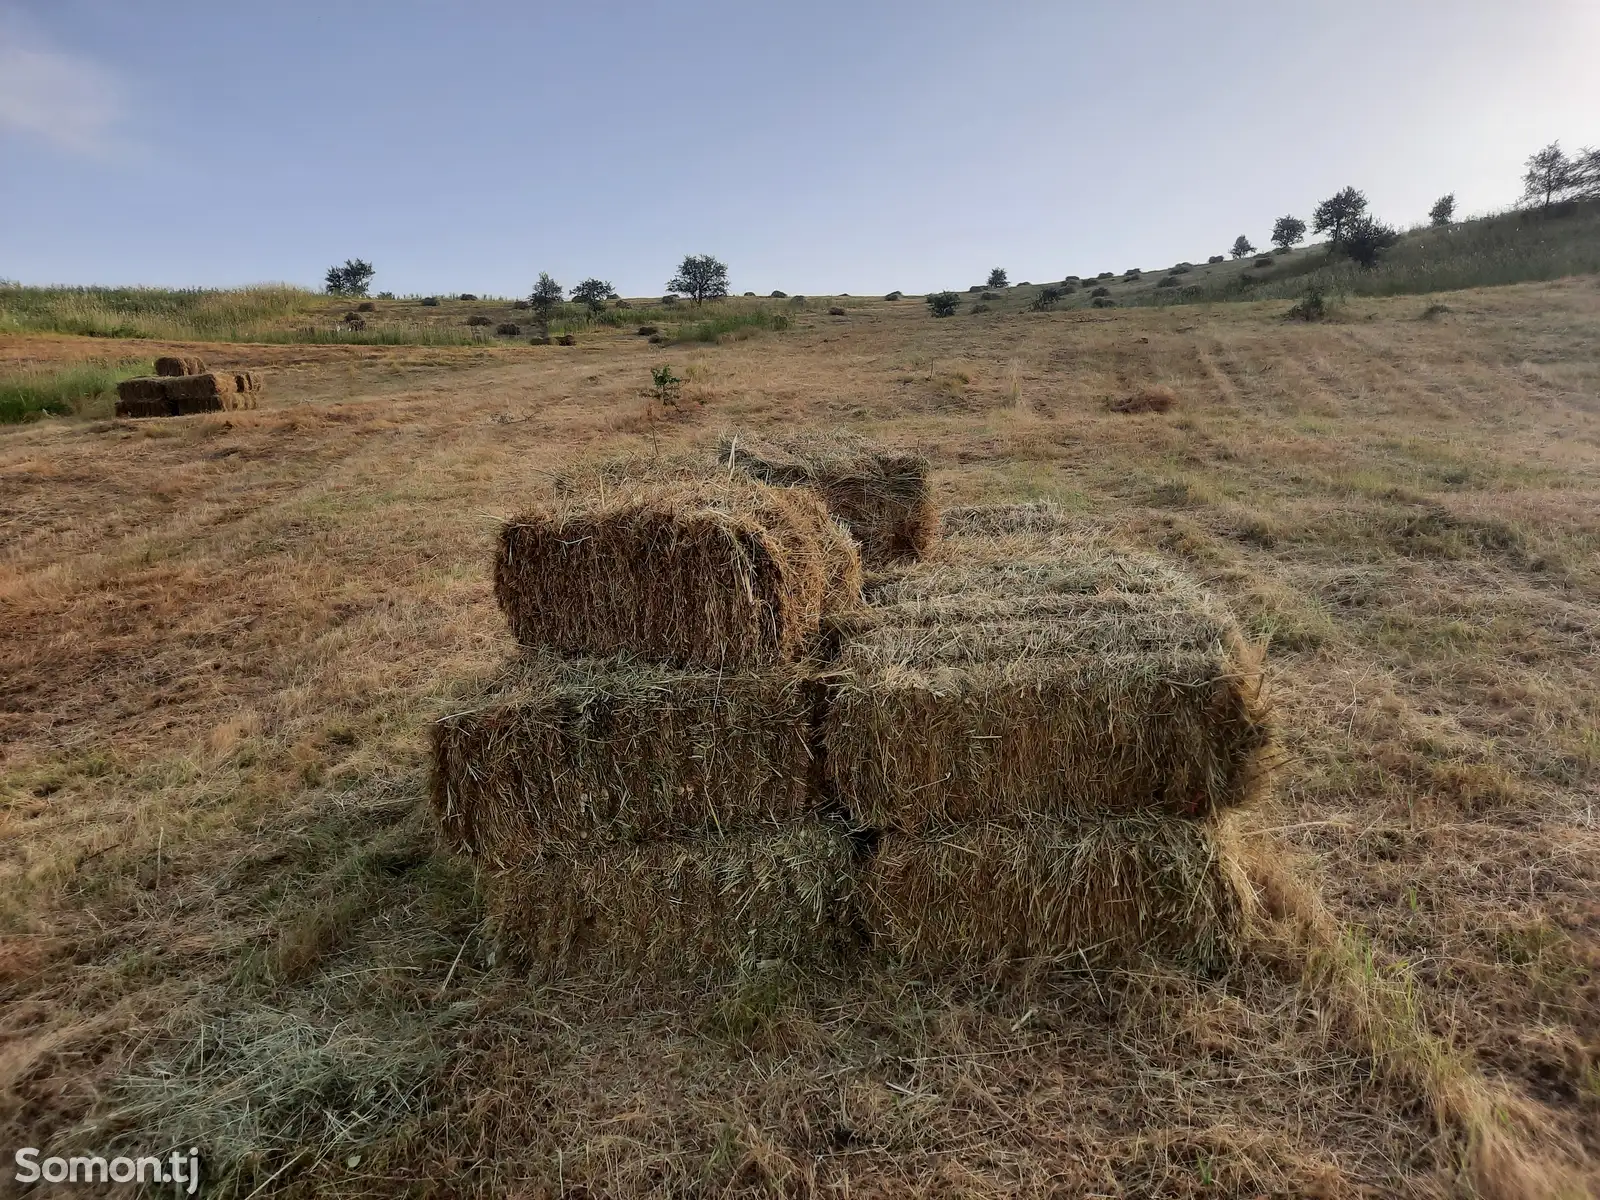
1111;385;1179;414
721;432;937;565
487;822;858;977
154;354;207;376
940;500;1078;538
494;479;863;670
113;395;172;419
234;370;263;393
860;816;1247;972
114;373;257;416
430;653;820;865
825;536;1272;828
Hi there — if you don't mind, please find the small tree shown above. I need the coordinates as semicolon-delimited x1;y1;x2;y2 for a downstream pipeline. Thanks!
570;278;614;318
668;254;730;306
1312;187;1368;245
1030;286;1063;312
926;291;959;318
1230;235;1256;259
1575;148;1600;200
1428;194;1456;227
528;272;564;337
987;267;1008;288
1270;215;1306;252
1522;142;1574;213
650;364;682;407
324;259;375;297
1338;216;1399;269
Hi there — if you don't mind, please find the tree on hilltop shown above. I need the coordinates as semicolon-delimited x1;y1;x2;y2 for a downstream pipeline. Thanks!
1338;216;1399;269
668;255;730;306
987;267;1008;288
324;259;375;297
1522;143;1575;213
1270;215;1306;252
1428;194;1456;227
570;278;614;318
1312;187;1367;245
1230;235;1256;259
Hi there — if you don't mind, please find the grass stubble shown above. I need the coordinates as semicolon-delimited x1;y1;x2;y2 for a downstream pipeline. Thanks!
1;273;1597;1195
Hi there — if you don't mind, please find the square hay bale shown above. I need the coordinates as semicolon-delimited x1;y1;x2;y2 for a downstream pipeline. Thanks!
825;534;1271;828
722;433;937;565
430;654;821;865
495;479;862;670
113;394;172;419
860;817;1247;972
487;822;859;977
154;354;207;376
233;370;263;394
114;373;256;417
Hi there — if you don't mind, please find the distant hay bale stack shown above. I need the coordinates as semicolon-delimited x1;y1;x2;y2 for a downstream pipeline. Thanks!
430;653;820;865
154;355;207;376
494;479;863;670
825;531;1272;829
722;433;937;566
114;371;257;417
861;817;1247;972
487;822;859;977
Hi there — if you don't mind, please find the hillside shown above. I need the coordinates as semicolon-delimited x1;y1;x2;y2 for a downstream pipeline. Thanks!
2;273;1598;1196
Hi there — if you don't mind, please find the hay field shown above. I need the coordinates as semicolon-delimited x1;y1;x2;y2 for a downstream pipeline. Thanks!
2;279;1598;1196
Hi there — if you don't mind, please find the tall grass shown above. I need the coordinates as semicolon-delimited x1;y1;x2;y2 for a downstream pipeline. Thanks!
0;360;152;424
0;285;314;340
1130;200;1600;308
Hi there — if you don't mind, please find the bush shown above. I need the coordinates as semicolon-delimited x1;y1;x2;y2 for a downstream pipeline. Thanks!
556;333;577;346
1339;216;1399;269
771;313;790;331
790;295;806;303
743;291;756;297
926;291;960;318
466;315;492;326
981;291;997;301
1156;276;1180;288
662;294;679;306
1030;286;1063;311
1171;263;1192;273
884;291;902;300
636;325;658;336
495;322;521;336
1059;281;1078;294
828;306;846;316
459;293;477;301
420;296;440;307
1091;297;1116;308
1096;271;1114;280
1089;286;1110;297
513;300;530;310
1208;255;1225;264
651;364;682;406
1286;286;1328;321
1124;269;1141;279
970;303;992;313
1063;276;1080;283
968;285;984;293
770;290;787;298
357;301;375;312
1254;256;1275;267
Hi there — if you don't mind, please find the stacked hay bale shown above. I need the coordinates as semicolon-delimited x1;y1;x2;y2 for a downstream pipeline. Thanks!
828;504;1271;972
429;456;1272;983
431;478;868;977
115;359;262;418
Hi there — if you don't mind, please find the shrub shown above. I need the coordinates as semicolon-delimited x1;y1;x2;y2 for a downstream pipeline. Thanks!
1124;268;1141;279
1092;296;1116;308
650;364;682;406
981;291;997;301
420;296;440;306
466;315;492;326
1063;276;1080;284
513;300;530;310
743;291;756;297
556;333;577;346
884;291;902;300
1254;256;1275;267
828;306;846;316
1286;286;1328;321
1170;264;1192;274
1089;286;1110;297
1030;286;1063;311
970;302;992;313
1059;281;1078;294
357;301;375;312
636;325;658;336
770;290;787;298
1096;271;1114;280
968;285;984;292
459;293;477;301
1156;276;1180;288
495;322;521;336
1208;255;1225;264
662;294;679;305
926;291;960;317
1338;216;1399;268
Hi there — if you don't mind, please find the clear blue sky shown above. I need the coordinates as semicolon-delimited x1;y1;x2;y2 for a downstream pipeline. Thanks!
2;1;1596;297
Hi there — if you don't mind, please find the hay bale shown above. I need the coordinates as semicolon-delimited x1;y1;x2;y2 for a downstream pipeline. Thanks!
233;371;263;394
722;433;936;565
154;355;206;376
825;534;1271;828
494;479;863;670
114;373;257;417
113;395;171;419
861;817;1246;971
487;822;858;977
430;654;820;865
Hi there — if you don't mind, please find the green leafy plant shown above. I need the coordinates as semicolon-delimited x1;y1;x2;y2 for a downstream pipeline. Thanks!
925;291;959;318
650;364;682;406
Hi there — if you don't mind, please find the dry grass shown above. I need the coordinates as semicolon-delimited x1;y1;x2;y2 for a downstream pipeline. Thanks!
2;277;1598;1195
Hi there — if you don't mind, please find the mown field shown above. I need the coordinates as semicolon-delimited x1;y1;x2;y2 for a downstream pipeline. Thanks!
1;276;1597;1197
